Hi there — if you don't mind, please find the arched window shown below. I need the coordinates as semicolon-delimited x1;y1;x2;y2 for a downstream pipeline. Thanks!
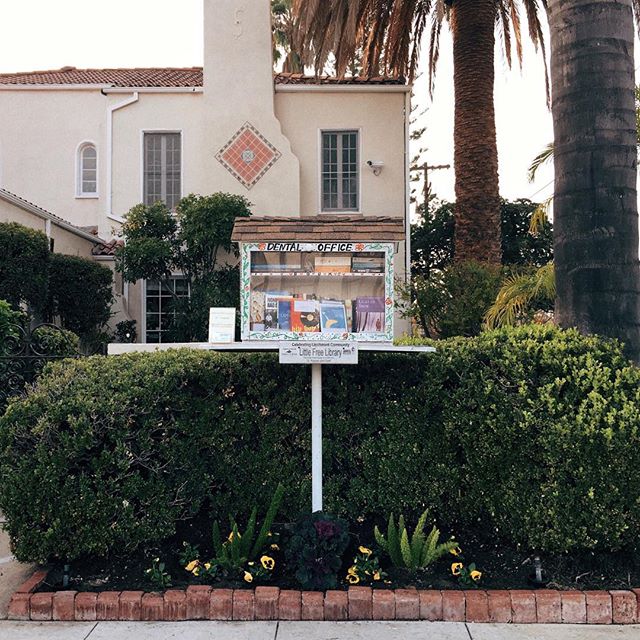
77;143;98;197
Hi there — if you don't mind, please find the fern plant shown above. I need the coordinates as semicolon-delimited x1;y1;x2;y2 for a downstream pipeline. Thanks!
211;483;284;572
374;511;458;574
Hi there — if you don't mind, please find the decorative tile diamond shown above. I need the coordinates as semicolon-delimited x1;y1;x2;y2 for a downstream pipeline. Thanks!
216;122;281;189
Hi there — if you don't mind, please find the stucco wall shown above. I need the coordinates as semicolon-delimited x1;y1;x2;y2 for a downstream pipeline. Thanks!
0;198;95;258
275;90;407;219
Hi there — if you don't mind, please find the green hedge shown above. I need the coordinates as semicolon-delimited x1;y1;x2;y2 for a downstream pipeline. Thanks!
1;325;639;562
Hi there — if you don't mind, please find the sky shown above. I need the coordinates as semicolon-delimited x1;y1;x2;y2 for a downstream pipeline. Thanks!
0;0;555;206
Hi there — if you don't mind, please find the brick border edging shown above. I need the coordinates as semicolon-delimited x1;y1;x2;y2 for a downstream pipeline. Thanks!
7;571;640;624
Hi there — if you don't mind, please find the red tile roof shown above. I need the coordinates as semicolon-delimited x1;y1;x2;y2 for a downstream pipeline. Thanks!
231;215;405;242
92;238;123;257
0;67;405;87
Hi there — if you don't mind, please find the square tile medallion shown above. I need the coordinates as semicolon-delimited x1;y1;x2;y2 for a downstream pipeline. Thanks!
216;122;282;189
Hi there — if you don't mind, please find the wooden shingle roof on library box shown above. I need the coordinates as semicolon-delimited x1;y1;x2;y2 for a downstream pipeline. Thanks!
231;216;405;242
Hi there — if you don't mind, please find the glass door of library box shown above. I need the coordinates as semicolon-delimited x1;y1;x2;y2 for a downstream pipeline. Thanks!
240;242;394;341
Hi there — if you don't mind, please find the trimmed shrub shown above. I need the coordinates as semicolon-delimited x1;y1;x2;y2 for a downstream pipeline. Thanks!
1;325;639;562
46;253;113;340
0;222;49;314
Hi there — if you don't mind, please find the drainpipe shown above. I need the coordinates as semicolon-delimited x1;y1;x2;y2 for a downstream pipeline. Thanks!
404;88;412;333
104;91;139;223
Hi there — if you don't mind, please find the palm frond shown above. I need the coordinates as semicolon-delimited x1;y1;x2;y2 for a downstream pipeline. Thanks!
529;198;552;234
528;142;554;182
484;262;555;329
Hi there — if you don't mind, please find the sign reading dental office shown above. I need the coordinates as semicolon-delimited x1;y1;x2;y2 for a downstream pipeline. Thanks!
279;341;358;365
260;242;358;252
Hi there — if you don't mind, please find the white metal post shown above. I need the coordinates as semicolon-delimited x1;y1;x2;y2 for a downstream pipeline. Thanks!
311;362;323;512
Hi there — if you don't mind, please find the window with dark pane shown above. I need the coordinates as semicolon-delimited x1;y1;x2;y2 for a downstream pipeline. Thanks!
145;276;189;343
321;130;358;212
144;133;182;209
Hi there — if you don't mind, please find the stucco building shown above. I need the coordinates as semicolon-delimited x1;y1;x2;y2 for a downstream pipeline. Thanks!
0;0;410;342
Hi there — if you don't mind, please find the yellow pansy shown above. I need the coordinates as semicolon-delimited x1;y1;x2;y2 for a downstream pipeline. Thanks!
450;547;462;557
243;571;253;583
373;571;381;581
451;562;463;576
470;570;482;582
260;555;275;570
192;567;201;576
185;560;199;572
347;565;358;576
270;544;280;551
346;573;360;584
358;546;372;557
204;563;211;570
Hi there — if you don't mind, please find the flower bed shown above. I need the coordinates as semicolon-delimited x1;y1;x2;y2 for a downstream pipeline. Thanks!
7;568;640;624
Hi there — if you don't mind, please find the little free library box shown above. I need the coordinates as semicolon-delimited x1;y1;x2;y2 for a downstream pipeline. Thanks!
231;215;406;342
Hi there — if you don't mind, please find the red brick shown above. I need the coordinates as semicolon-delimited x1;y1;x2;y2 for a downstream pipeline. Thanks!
348;586;372;620
419;590;442;621
394;588;419;620
255;586;280;620
561;591;586;624
186;586;211;620
7;594;30;620
465;590;489;623
164;589;187;621
611;590;637;624
324;590;348;621
52;590;77;621
442;590;465;622
487;590;512;623
535;590;561;624
119;591;144;621
209;588;233;620
30;593;53;621
372;590;395;620
140;592;164;621
96;591;121;621
585;591;612;624
301;590;324;620
511;590;536;623
233;589;255;621
74;592;97;621
278;590;301;620
16;569;49;594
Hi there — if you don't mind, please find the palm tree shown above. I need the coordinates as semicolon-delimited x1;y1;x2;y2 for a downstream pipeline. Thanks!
548;0;640;361
292;0;548;266
272;0;304;73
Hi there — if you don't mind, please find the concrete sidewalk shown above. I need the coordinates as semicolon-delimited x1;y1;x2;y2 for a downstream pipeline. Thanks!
1;621;640;640
0;516;33;621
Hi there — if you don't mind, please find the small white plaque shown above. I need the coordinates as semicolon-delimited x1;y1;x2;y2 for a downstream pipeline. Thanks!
279;341;358;365
208;307;236;343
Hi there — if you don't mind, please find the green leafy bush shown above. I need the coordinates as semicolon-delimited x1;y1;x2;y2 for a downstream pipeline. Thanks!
0;222;49;314
1;326;640;561
46;253;113;341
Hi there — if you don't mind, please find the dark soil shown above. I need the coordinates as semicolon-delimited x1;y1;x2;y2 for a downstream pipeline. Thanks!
38;515;640;594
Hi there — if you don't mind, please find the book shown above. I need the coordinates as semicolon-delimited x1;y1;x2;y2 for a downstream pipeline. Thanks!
264;294;279;330
355;296;385;333
291;300;320;332
250;291;265;327
252;252;302;272
315;265;352;273
277;298;293;330
320;302;348;332
315;255;351;273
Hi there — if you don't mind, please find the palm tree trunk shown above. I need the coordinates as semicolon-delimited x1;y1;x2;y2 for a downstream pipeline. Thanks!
549;0;640;362
451;0;502;265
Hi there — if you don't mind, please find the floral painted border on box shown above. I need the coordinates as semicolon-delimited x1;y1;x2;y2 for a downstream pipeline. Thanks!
239;241;395;342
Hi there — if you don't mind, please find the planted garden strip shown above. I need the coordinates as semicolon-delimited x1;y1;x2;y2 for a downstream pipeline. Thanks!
9;574;640;623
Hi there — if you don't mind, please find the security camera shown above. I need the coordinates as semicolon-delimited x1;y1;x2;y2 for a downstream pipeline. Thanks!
366;160;384;176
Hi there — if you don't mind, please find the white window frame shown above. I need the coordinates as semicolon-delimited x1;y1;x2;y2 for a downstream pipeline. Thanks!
318;128;362;214
140;130;184;210
141;275;190;344
75;141;99;198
